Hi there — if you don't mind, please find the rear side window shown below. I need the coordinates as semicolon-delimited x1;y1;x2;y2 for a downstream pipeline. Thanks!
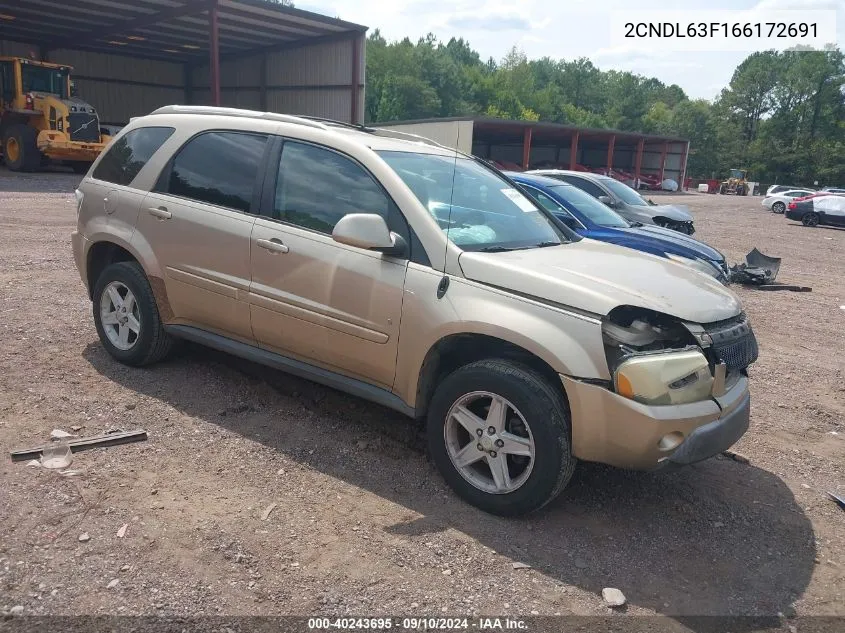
562;176;605;199
93;126;174;186
163;131;267;213
274;141;389;233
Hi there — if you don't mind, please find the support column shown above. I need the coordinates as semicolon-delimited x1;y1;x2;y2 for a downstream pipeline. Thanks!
259;53;268;111
184;63;193;105
634;138;645;184
679;141;690;190
208;3;221;106
606;135;615;174
351;35;361;123
522;126;532;170
569;131;579;170
658;142;668;181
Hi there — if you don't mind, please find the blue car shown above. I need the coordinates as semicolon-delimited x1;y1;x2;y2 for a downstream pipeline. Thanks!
507;172;728;282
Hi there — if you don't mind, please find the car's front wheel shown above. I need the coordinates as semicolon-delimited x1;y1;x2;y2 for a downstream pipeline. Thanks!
92;261;173;366
802;212;820;227
427;359;575;516
772;201;785;214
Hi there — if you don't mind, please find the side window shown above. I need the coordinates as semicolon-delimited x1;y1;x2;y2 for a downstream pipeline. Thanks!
164;131;267;212
567;177;606;199
275;141;389;234
521;185;566;214
0;62;13;103
93;126;174;186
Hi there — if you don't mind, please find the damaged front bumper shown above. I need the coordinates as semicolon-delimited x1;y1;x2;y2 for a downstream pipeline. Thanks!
562;373;750;470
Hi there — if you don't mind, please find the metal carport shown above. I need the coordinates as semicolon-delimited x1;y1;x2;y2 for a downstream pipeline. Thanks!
0;0;367;124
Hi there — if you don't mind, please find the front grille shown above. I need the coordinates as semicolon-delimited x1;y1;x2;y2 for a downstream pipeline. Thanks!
68;113;99;142
705;314;759;371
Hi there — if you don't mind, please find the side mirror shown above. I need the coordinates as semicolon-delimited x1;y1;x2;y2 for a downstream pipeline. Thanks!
598;195;615;207
332;213;407;257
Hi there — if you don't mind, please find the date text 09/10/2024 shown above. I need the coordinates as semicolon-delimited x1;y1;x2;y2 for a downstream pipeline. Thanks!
307;617;528;630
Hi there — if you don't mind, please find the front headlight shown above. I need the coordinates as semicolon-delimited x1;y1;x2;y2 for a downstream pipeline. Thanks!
614;349;714;405
667;253;722;279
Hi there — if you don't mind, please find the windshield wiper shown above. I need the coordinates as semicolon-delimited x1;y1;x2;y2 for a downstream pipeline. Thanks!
477;246;517;253
629;221;644;227
534;241;562;248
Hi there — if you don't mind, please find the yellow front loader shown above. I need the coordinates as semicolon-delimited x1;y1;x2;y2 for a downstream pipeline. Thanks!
719;168;749;196
0;56;111;173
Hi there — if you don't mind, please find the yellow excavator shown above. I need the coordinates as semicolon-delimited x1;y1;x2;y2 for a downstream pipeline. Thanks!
0;56;111;173
719;168;749;196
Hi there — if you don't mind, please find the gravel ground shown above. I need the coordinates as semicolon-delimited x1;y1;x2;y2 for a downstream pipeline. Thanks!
0;170;843;620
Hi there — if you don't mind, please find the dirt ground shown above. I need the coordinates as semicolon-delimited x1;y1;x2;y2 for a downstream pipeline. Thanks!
0;169;843;622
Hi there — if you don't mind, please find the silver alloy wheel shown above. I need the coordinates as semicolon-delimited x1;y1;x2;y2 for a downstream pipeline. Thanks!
443;391;535;495
99;281;141;351
772;201;785;214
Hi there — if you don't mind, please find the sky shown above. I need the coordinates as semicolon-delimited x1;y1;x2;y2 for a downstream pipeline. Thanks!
298;0;845;101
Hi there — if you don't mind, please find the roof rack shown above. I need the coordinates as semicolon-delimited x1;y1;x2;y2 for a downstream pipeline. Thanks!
368;127;468;155
148;105;327;130
297;115;372;131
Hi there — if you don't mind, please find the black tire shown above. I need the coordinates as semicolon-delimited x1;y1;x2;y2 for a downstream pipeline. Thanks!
70;161;92;175
772;201;785;214
92;261;172;366
426;359;575;516
736;185;746;196
3;124;41;172
719;184;727;195
802;212;820;227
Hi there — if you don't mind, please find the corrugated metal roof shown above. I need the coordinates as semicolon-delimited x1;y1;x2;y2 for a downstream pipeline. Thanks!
378;116;688;144
0;0;366;63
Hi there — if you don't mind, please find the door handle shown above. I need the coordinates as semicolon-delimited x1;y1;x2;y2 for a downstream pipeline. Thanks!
147;207;172;220
256;238;289;254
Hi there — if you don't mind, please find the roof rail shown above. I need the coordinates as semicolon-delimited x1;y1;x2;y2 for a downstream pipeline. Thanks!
297;115;372;131
368;127;468;156
148;105;327;130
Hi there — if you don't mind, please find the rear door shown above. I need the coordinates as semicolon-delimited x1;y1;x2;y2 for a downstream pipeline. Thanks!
249;138;409;388
135;130;269;340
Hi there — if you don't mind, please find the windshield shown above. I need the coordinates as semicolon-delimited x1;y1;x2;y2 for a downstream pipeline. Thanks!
378;151;564;252
550;185;629;227
602;178;649;207
21;65;69;98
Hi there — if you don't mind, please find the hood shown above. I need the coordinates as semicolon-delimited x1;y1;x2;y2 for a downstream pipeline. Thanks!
458;239;741;323
644;203;694;222
619;225;724;262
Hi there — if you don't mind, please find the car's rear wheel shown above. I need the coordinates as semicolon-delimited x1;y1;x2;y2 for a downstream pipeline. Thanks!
772;201;785;214
427;359;575;516
802;212;820;227
92;261;172;366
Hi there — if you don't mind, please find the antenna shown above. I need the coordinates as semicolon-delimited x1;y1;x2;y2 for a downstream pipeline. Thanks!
438;124;461;296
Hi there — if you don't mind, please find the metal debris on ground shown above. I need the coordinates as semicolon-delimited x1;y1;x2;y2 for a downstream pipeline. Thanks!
829;492;845;511
10;429;148;462
116;523;128;538
728;248;811;291
40;442;73;470
512;562;531;570
50;429;76;440
260;503;278;521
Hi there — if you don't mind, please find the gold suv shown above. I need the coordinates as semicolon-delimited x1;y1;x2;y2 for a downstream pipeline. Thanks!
72;106;757;515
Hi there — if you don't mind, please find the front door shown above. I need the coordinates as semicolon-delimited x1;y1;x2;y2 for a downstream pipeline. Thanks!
135;130;269;341
249;139;408;389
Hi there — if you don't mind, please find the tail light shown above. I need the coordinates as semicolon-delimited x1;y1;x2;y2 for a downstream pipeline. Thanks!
24;92;34;110
788;202;797;210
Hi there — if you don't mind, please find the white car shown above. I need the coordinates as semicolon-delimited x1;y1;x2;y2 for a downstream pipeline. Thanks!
762;189;815;214
766;184;812;196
